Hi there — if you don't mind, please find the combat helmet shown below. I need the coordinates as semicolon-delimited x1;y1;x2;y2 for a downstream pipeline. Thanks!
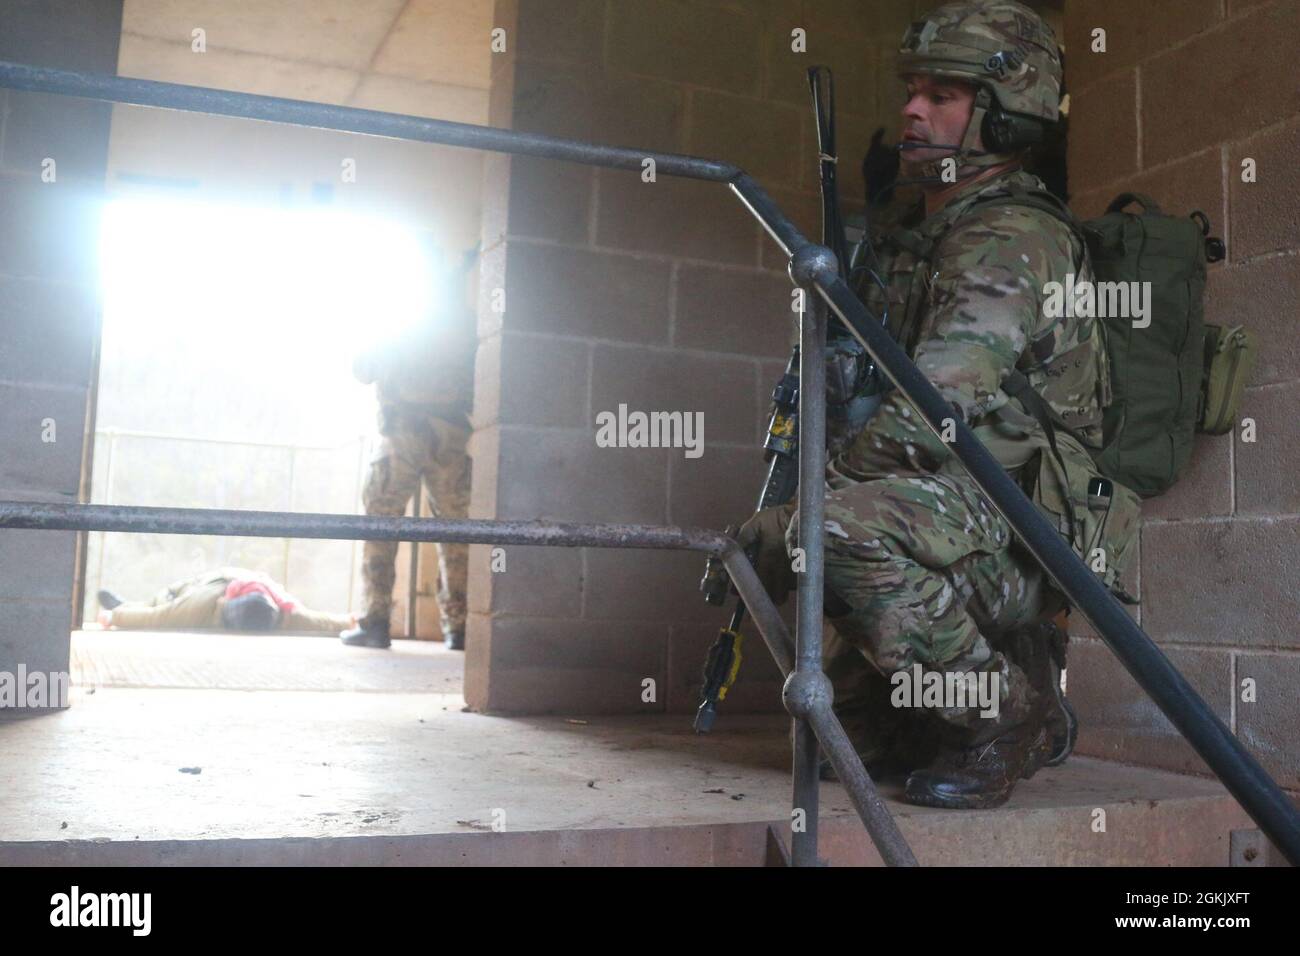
897;1;1063;172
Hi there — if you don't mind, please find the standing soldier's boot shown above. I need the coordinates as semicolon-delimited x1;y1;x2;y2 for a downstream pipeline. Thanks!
903;662;1052;810
340;616;391;649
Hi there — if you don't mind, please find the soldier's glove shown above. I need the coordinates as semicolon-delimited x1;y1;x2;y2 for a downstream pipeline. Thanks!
734;504;797;606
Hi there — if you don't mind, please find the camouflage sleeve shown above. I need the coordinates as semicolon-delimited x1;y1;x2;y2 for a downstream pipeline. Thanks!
829;208;1056;484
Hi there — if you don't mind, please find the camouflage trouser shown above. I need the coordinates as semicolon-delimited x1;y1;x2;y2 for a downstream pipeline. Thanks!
361;410;471;638
793;473;1052;736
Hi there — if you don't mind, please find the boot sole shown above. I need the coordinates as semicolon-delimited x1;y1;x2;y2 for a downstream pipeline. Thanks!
901;785;1012;810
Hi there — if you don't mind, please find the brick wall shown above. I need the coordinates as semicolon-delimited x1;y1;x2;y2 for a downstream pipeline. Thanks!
1064;0;1300;790
467;0;938;714
0;0;124;712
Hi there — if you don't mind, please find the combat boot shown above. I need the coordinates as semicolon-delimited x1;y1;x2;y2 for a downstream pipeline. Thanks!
902;663;1052;810
995;616;1076;767
340;617;391;649
819;710;944;782
444;628;465;651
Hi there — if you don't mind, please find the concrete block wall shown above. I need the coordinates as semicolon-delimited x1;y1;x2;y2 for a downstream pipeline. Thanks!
467;0;940;715
0;0;124;711
1063;0;1300;791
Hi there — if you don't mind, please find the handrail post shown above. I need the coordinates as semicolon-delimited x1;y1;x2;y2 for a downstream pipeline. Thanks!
787;253;832;867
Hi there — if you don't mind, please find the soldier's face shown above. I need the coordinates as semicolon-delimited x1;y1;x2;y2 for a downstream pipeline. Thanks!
899;75;979;170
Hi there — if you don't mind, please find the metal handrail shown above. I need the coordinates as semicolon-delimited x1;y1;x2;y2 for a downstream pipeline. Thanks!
1;58;1297;866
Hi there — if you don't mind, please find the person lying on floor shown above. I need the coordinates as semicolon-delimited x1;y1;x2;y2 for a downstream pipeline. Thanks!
96;567;356;634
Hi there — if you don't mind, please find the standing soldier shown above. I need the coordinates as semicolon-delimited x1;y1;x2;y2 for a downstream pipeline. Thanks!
341;248;477;651
738;1;1141;808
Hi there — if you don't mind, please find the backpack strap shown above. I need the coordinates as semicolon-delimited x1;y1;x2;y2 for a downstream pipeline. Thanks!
1106;192;1163;215
1003;368;1078;544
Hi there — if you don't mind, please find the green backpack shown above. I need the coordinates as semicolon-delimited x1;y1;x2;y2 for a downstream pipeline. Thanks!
970;189;1238;498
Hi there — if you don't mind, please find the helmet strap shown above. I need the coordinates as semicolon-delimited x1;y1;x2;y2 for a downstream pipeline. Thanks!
914;87;1018;181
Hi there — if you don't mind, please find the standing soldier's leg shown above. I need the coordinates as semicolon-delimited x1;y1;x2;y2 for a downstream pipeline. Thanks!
342;435;421;647
797;474;1055;808
422;417;471;650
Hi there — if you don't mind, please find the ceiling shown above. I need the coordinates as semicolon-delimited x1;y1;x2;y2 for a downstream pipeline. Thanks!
118;0;494;123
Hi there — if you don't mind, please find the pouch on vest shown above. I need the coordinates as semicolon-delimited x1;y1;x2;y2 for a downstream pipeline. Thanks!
1024;436;1141;602
1199;324;1255;435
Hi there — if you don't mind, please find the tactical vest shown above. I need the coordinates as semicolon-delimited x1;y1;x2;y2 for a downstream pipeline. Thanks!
858;169;1108;455
853;169;1141;600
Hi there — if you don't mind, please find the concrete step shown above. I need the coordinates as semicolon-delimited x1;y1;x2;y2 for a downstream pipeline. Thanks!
0;685;1255;866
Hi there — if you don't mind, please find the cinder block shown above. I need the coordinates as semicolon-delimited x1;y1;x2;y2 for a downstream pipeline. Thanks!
594;171;760;266
503;156;592;245
1206;253;1300;386
0;599;73;692
515;0;606;67
1070;636;1231;776
466;425;500;520
494;426;670;524
1140;2;1298;168
469;543;584;617
757;186;820;272
803;0;917;44
674;264;795;358
762;7;823;109
591;74;686;155
507;59;597;141
502;240;671;343
472;333;503;428
589;343;759;446
667;621;785;715
605;0;764;97
0;91;111;181
0;530;76;602
583;548;709;623
667;443;767;529
1063;0;1222;92
1141;433;1233;521
462;610;492;708
0;382;87;498
477;616;668;714
0;276;97;389
0;0;123;70
1228;0;1276;15
1068;146;1222;224
497;332;590;428
1235;383;1300;516
0;176;103;283
1236;652;1300;790
1064;68;1138;194
688;90;803;187
1141;515;1300;647
1229;116;1300;261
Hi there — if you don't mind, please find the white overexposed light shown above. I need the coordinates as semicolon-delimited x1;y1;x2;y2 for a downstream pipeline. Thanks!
101;197;437;358
98;197;440;443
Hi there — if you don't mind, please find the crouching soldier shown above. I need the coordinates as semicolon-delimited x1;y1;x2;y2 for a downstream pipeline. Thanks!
738;1;1140;808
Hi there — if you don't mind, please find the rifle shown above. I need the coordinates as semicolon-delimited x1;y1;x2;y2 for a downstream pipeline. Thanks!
693;66;886;734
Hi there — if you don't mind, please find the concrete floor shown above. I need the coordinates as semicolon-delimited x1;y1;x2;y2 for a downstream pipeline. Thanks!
0;631;1255;866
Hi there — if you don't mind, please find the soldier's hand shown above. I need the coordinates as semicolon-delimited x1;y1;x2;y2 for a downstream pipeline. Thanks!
735;504;797;605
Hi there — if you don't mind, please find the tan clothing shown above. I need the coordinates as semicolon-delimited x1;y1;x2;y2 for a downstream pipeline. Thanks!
107;568;352;633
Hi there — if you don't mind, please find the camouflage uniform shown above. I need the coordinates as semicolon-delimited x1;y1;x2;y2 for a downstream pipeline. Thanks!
808;166;1141;738
357;307;475;641
758;5;1143;791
